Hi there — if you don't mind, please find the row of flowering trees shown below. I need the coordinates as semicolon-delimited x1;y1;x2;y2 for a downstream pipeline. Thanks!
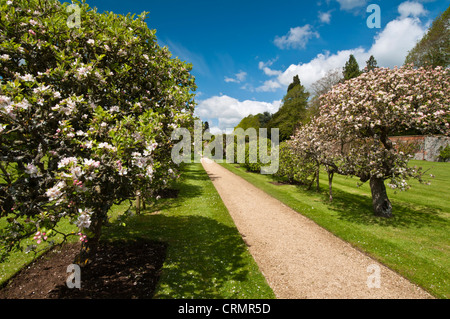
289;65;449;217
0;0;196;263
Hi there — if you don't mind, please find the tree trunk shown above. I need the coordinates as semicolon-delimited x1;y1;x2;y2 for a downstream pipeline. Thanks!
316;164;320;192
75;211;105;267
136;191;141;215
328;170;334;202
369;176;392;218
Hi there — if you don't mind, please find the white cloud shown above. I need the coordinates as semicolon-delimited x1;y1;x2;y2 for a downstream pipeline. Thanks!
195;95;282;132
257;1;427;92
208;125;226;136
398;1;427;18
256;80;283;92
275;48;369;91
336;0;367;11
319;11;332;24
368;16;426;68
261;67;282;77
225;71;248;83
258;60;283;77
274;25;320;49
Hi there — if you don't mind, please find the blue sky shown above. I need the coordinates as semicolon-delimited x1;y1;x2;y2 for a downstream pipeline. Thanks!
86;0;449;133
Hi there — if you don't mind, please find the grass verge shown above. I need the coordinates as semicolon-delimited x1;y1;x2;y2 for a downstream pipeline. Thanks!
0;219;77;287
220;160;450;299
89;163;275;299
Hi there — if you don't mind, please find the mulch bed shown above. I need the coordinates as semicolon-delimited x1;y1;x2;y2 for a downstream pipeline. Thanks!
0;240;167;299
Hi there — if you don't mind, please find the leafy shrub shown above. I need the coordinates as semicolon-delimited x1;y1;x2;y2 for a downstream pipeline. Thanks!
243;138;272;173
0;0;196;261
439;145;450;162
275;141;317;185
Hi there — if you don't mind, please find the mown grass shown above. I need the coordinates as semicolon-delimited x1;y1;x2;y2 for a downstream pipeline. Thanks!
104;163;275;299
220;160;450;299
0;218;78;287
1;163;275;299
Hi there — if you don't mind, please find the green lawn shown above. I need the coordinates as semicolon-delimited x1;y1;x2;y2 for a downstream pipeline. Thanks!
221;160;450;299
0;217;78;287
1;163;275;299
104;163;275;299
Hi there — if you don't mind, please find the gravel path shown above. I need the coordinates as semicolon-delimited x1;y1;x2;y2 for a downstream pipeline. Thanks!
201;158;433;299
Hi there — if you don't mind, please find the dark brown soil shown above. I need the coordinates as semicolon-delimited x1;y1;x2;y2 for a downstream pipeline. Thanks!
0;240;167;299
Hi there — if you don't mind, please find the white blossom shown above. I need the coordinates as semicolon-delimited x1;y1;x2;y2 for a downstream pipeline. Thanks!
70;166;84;179
25;163;38;177
109;105;120;113
98;142;117;151
146;165;154;178
20;73;35;82
84;158;100;168
16;99;31;110
58;157;78;169
46;181;66;202
76;208;93;230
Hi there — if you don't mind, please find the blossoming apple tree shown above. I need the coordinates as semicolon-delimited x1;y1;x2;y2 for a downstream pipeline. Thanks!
292;65;449;217
0;0;196;262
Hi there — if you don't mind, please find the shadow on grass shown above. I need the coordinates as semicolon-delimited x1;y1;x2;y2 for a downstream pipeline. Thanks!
98;163;259;299
316;187;447;229
103;213;253;299
225;163;447;230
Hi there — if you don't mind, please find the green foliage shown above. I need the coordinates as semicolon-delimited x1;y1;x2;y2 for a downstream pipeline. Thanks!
439;145;450;162
234;114;262;131
405;6;450;68
365;55;378;72
1;164;276;298
287;75;301;93
258;111;273;127
266;76;310;141
343;54;361;80
243;138;272;173
275;142;317;185
203;121;209;132
234;112;273;133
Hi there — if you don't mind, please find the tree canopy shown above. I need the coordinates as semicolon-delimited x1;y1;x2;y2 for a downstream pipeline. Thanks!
292;65;449;217
365;55;378;72
405;5;450;68
0;0;196;262
266;76;310;141
343;54;362;80
234;114;263;131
